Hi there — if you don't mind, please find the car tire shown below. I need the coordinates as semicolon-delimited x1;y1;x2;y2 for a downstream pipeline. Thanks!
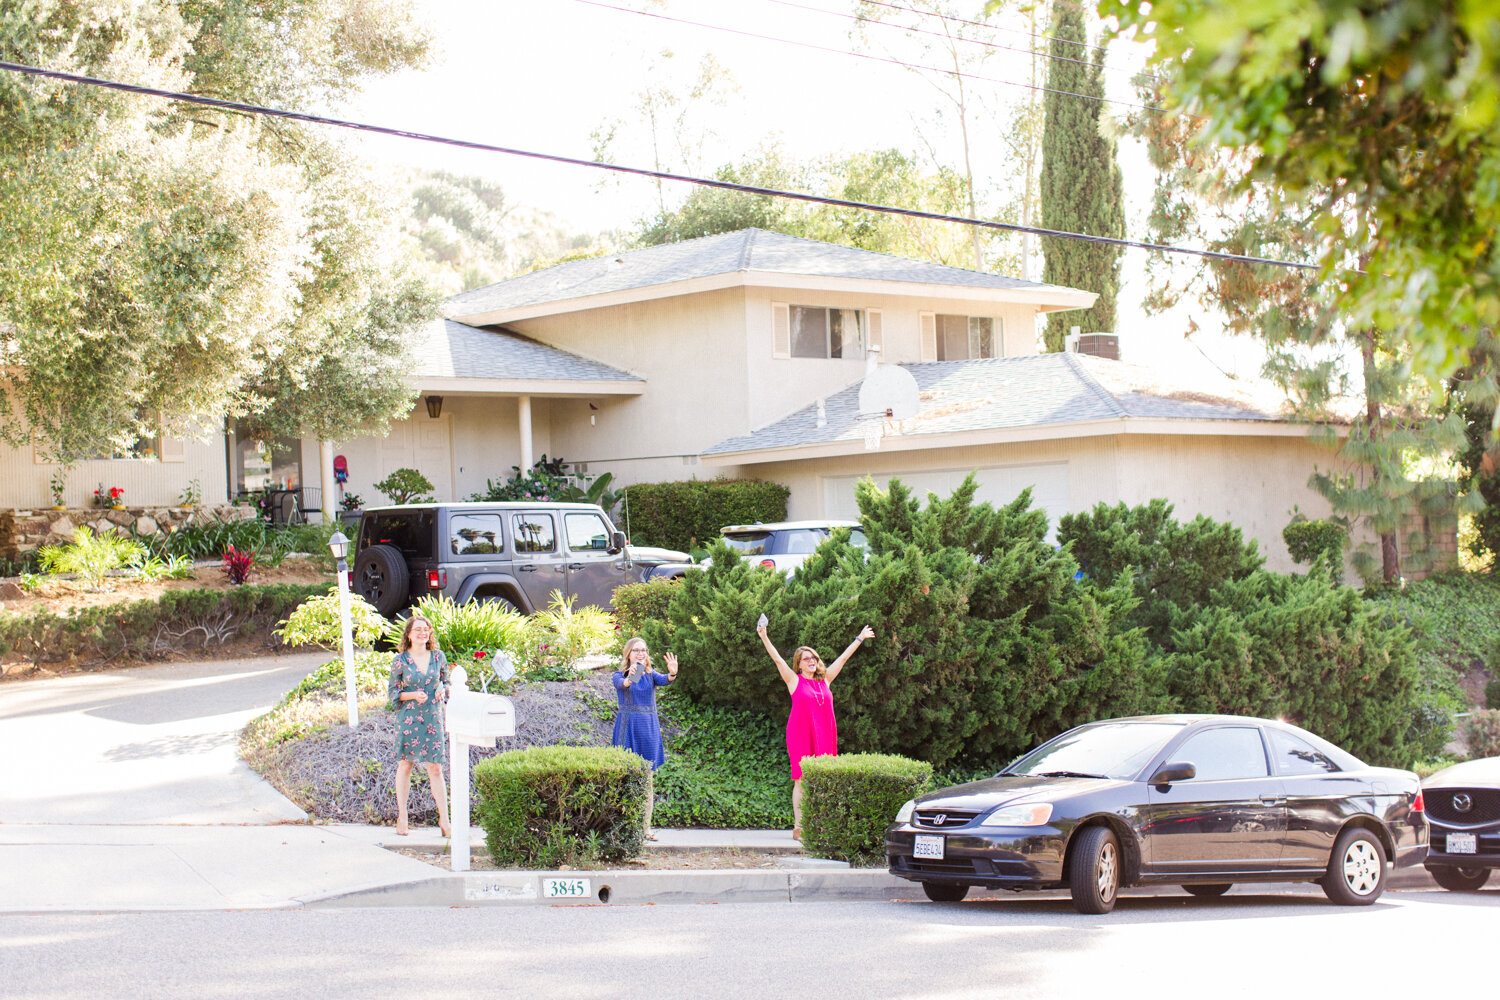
920;882;969;903
353;544;409;617
475;592;524;615
1182;883;1232;898
1320;827;1386;905
1069;825;1121;914
1428;866;1491;892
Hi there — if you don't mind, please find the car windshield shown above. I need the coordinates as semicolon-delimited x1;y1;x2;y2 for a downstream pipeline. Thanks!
1003;722;1185;780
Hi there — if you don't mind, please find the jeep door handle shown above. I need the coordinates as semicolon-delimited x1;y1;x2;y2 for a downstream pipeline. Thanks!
1260;795;1284;805
518;564;537;572
566;563;585;570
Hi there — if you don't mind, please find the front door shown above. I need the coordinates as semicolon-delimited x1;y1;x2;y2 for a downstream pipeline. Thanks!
508;511;566;612
1142;725;1287;874
562;510;629;610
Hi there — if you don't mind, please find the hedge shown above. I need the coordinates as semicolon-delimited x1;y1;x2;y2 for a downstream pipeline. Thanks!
473;745;649;868
611;579;677;641
802;753;932;864
619;478;790;552
0;583;329;665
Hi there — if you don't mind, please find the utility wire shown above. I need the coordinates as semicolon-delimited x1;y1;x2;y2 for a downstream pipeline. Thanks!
571;0;1171;115
0;59;1319;271
858;0;1111;58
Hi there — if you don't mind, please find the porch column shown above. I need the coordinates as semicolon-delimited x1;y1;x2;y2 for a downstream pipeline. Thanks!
518;395;533;472
320;440;336;523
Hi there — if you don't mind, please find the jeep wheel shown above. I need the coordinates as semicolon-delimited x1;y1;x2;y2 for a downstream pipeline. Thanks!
354;544;409;616
476;593;524;615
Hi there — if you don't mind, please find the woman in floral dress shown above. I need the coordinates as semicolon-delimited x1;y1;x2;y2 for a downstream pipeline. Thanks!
387;614;452;837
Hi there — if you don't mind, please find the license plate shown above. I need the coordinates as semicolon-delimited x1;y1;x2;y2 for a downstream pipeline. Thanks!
913;834;945;860
542;877;592;899
1447;833;1478;855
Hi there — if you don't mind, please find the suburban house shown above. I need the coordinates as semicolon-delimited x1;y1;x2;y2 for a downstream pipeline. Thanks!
3;228;1416;574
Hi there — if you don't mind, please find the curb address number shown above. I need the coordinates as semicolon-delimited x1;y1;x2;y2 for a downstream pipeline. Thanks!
543;877;592;899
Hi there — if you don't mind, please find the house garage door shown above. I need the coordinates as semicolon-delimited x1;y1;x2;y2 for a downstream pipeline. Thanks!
822;463;1070;535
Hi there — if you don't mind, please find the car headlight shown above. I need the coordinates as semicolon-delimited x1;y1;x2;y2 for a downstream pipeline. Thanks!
979;802;1053;827
894;799;915;823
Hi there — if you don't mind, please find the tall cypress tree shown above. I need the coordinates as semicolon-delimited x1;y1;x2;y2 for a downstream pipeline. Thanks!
1039;2;1125;351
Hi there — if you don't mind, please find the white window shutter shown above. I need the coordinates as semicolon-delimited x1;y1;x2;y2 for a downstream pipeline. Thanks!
772;303;791;359
159;427;186;463
919;311;937;362
866;309;883;356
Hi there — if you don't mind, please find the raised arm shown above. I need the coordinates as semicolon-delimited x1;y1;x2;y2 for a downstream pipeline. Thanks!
824;625;874;684
758;625;798;692
663;652;679;683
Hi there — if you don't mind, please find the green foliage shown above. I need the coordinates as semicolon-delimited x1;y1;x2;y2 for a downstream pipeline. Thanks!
128;553;195;584
801;754;932;864
619;479;790;552
1039;2;1124;349
611;580;678;641
396;594;533;687
1488;675;1500;712
1282;515;1348;583
37;527;147;591
275;590;389;650
373;468;435;505
0;583;327;664
522;593;617;681
1369;573;1500;666
651;695;792;828
1454;334;1500;567
473;746;649;868
1461;710;1500;760
467;455;618;511
279;650;391;706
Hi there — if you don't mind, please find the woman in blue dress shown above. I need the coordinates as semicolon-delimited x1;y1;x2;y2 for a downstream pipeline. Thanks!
612;636;678;838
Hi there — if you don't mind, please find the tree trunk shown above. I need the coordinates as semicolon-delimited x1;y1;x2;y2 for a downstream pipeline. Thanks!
1361;330;1401;584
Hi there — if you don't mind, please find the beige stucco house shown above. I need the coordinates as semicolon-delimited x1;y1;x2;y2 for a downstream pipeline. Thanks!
3;228;1373;573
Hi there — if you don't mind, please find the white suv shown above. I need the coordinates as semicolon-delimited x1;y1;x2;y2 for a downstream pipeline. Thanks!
647;520;866;579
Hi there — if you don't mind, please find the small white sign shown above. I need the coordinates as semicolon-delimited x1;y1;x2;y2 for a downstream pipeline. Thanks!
913;834;945;860
543;877;593;899
1447;833;1478;855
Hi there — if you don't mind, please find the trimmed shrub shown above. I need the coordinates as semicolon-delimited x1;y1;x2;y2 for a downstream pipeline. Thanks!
611;579;677;641
474;745;649;868
619;478;790;552
1283;516;1348;584
0;583;328;665
801;753;932;864
1461;710;1500;760
652;696;792;828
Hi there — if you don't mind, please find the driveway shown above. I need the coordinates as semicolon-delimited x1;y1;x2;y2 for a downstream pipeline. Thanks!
0;652;326;825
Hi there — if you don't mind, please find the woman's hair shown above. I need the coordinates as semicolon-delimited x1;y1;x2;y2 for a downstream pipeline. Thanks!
792;645;826;680
620;636;651;672
399;614;438;653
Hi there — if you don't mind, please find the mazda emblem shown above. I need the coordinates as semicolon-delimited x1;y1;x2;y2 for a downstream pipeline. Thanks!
1453;793;1473;814
934;813;948;826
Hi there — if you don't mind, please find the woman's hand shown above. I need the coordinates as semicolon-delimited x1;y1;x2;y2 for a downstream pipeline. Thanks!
857;625;875;642
410;690;428;705
756;624;768;639
664;652;679;678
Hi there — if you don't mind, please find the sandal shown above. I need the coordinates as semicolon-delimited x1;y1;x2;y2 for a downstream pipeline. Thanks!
644;831;658;841
792;827;802;841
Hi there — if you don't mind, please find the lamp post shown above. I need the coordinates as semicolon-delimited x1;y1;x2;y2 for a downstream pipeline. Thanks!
328;530;358;728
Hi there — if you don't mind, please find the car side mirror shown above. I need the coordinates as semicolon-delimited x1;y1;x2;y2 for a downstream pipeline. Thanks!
609;530;627;554
1150;761;1196;786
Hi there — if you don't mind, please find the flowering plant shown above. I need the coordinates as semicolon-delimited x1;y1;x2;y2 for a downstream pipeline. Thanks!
339;492;364;511
92;485;125;508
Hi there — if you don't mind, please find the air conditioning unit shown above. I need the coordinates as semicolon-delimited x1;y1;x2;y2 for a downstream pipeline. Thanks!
1064;326;1121;360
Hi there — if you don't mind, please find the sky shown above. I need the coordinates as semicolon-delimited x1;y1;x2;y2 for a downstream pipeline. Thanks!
344;0;1264;381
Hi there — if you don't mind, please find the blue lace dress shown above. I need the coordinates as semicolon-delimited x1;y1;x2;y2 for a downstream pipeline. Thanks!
611;669;673;770
388;650;450;764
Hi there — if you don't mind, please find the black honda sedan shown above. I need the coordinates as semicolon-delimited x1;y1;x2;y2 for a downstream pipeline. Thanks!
1422;756;1500;891
886;715;1428;913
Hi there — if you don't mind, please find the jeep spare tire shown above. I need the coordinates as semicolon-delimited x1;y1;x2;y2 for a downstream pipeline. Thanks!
354;544;409;616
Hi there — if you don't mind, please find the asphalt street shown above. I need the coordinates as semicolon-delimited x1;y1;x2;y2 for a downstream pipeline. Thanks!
6;888;1498;1000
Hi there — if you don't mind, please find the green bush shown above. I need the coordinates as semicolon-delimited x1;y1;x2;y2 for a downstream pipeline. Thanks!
652;695;792;828
37;527;146;590
373;468;435;505
0;583;327;664
611;580;678;641
1488;677;1500;711
1282;516;1347;583
619;478;790;552
275;591;389;649
801;754;932;864
1460;709;1500;759
473;746;649;868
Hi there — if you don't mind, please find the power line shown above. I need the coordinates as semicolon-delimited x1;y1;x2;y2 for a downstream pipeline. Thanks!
570;0;1171;115
0;59;1318;271
857;0;1110;58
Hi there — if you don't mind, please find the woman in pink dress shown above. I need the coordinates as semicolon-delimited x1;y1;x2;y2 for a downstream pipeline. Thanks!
758;622;875;839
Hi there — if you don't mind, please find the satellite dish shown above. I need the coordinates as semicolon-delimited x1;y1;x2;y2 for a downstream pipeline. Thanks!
858;365;919;419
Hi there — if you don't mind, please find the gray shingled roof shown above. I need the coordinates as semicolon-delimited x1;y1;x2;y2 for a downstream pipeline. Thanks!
412;319;642;383
703;353;1295;456
444;229;1074;318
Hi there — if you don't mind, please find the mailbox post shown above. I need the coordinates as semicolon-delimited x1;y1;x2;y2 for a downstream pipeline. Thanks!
446;665;517;872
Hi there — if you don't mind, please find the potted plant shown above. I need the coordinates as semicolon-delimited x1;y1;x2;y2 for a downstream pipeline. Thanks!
48;469;67;509
177;478;202;509
339;492;363;526
93;485;126;509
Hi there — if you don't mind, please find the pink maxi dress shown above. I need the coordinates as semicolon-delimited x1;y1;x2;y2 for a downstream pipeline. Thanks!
786;675;838;779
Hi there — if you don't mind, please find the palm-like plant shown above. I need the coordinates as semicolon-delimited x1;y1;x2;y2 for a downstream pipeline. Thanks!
37;527;145;591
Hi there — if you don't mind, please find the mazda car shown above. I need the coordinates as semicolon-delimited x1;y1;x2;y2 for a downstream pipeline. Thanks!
1422;756;1500;891
886;714;1428;913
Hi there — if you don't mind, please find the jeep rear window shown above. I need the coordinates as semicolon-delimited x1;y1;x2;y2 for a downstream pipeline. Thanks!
361;512;435;560
451;514;503;556
721;531;771;556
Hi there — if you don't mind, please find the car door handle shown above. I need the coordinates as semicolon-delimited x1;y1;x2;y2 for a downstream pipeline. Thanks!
567;562;585;570
1260;795;1285;805
518;564;537;572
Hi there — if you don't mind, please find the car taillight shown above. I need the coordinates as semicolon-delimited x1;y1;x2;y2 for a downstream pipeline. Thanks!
427;569;447;589
344;570;353;589
760;559;776;569
1412;788;1425;813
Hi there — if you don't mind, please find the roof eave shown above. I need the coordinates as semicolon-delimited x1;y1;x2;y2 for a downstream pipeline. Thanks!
413;375;644;397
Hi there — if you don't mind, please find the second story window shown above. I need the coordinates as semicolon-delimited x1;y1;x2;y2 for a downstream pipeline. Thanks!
935;314;999;360
791;306;865;359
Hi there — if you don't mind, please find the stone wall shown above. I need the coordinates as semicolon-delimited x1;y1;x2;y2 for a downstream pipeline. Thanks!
1401;509;1460;582
0;505;255;562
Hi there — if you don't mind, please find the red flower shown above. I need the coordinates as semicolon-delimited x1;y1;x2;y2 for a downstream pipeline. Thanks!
473;651;488;659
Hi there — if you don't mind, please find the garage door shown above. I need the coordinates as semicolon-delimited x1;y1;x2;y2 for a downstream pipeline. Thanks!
822;463;1070;536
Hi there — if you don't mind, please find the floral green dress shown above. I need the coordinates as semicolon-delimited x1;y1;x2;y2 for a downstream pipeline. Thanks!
387;649;450;764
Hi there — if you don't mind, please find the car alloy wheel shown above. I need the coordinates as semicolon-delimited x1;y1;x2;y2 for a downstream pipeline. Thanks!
1069;825;1121;914
1321;827;1386;905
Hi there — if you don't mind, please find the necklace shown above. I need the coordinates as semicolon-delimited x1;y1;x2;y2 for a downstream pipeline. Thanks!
808;677;825;707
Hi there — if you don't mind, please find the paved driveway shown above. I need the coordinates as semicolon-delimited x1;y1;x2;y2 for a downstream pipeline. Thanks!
0;652;325;824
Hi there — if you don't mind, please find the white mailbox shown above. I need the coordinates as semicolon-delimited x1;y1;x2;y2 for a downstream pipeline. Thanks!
446;665;518;872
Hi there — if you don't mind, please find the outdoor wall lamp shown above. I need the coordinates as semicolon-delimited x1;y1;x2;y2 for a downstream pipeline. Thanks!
425;395;444;419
